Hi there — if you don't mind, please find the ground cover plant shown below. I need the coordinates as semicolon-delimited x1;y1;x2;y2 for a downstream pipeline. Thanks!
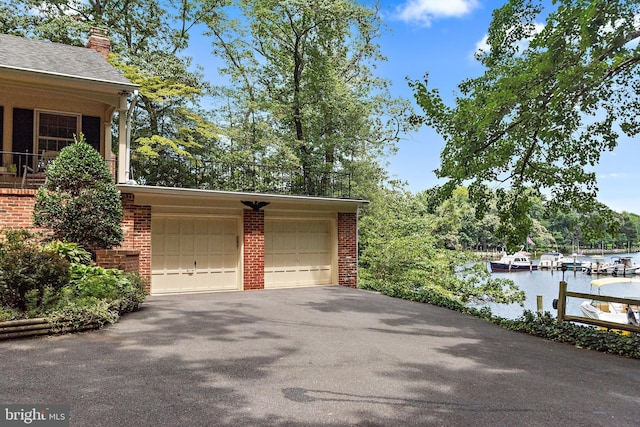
361;278;640;360
0;230;146;329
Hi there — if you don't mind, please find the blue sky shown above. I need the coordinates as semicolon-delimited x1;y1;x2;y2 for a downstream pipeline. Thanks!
187;0;639;214
377;0;639;215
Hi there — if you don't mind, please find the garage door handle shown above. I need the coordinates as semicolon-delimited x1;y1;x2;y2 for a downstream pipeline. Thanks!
189;260;196;275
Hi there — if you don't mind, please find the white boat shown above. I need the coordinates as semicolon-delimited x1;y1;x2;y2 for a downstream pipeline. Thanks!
539;252;563;270
558;253;586;270
605;257;639;275
584;256;611;275
490;251;537;272
579;277;640;325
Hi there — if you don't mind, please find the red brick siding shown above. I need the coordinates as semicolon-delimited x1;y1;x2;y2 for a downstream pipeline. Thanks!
243;209;265;290
95;249;140;274
338;212;358;288
120;193;151;291
0;188;38;230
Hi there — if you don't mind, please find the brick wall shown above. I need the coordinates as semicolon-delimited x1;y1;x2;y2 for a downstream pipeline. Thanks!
338;212;358;288
120;193;151;291
243;209;265;290
0;189;38;230
95;249;140;274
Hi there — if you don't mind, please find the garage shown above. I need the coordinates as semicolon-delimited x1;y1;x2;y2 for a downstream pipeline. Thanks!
264;219;334;288
151;216;240;294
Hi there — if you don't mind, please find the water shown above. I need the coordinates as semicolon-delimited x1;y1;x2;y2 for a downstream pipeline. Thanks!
473;253;640;320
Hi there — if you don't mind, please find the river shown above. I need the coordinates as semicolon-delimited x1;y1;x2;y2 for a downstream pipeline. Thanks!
472;252;640;320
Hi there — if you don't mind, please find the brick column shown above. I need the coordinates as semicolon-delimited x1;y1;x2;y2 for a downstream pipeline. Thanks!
338;212;358;288
121;193;151;292
243;209;265;290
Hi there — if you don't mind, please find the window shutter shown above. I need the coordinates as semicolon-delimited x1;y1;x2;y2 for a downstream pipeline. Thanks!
82;115;101;153
12;108;34;173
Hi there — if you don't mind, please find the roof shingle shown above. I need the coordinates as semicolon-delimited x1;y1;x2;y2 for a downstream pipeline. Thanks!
0;33;135;88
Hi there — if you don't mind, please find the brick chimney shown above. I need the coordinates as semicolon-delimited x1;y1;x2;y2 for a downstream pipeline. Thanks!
86;27;110;60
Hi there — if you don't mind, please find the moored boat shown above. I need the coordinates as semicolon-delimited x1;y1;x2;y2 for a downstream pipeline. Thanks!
490;251;537;272
584;255;610;275
559;253;586;270
579;277;640;325
606;257;639;275
539;252;563;270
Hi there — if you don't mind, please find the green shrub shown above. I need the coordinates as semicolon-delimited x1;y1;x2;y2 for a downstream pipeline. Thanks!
47;297;119;330
67;264;146;314
33;138;124;251
69;264;122;300
0;306;24;322
0;244;70;311
42;241;92;264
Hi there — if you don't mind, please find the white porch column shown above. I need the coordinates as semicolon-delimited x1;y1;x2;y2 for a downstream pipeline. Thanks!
117;94;128;183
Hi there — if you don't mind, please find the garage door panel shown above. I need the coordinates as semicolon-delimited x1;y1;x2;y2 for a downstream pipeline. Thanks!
152;217;239;294
265;219;333;288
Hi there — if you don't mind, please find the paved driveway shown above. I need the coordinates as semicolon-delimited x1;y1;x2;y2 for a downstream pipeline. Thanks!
1;286;638;426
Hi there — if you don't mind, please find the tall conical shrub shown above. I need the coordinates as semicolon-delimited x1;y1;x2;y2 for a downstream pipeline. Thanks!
33;137;123;250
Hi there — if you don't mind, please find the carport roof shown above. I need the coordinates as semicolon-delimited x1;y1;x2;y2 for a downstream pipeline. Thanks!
117;184;369;210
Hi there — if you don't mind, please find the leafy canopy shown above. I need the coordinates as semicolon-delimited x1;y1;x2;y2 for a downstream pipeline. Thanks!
410;0;640;243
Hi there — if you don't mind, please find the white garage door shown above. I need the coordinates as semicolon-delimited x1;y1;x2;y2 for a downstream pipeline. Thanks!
265;220;333;288
151;216;239;294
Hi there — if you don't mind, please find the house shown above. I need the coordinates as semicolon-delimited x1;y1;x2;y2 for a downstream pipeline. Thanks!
0;30;364;293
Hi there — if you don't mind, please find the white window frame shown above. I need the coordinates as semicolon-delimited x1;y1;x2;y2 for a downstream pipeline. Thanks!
35;110;81;155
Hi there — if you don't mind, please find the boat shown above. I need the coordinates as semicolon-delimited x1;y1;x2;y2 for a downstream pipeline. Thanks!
579;277;640;325
605;257;639;276
539;252;563;270
559;253;586;270
584;255;610;275
490;251;537;272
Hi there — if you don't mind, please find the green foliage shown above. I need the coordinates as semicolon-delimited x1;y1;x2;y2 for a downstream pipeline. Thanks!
69;264;124;300
498;311;640;359
42;241;92;264
68;264;147;309
359;186;526;306
33;139;124;250
372;287;640;359
0;241;70;311
48;267;146;329
411;0;640;242
0;227;146;332
206;0;415;198
0;306;23;322
47;297;119;330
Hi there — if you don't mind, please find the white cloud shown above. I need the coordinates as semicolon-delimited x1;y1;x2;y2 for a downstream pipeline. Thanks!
472;34;490;60
395;0;480;27
471;22;545;60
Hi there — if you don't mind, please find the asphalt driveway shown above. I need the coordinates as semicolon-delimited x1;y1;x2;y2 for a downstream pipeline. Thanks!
1;286;638;426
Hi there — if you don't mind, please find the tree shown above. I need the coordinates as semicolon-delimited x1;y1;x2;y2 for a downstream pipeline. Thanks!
33;139;124;251
410;0;640;243
1;0;224;187
205;0;416;198
359;186;525;306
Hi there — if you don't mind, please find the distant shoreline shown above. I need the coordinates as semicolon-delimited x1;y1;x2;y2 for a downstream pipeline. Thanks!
473;248;640;261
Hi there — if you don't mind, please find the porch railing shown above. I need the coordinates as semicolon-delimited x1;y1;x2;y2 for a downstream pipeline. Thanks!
0;151;116;189
130;156;354;199
0;150;354;198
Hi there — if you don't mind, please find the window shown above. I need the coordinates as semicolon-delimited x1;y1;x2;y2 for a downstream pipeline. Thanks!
37;111;80;153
